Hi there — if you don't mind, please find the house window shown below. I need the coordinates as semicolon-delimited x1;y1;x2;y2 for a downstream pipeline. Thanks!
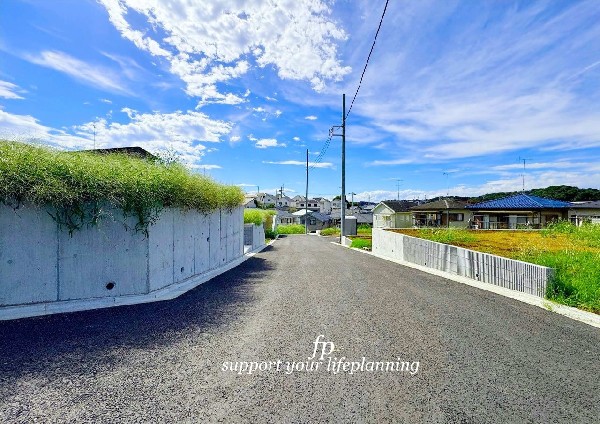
449;213;464;221
310;219;316;225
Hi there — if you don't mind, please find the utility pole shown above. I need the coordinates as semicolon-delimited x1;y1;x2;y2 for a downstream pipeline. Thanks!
305;149;309;234
519;157;532;191
341;94;346;238
350;192;356;209
330;94;346;240
256;185;260;195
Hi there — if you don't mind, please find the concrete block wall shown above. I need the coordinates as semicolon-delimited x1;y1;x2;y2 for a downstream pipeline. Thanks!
0;204;245;308
244;223;265;250
372;229;551;297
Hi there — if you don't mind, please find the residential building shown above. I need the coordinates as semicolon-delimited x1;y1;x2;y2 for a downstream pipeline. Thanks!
296;198;320;212
243;195;258;208
274;210;296;228
465;194;569;229
569;201;600;225
373;200;419;228
256;193;277;206
412;199;471;228
276;196;292;208
292;210;331;232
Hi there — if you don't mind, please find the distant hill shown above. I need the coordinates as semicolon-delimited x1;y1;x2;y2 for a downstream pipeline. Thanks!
468;185;600;203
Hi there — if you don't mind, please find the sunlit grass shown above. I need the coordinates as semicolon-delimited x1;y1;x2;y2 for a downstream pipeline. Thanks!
0;140;244;233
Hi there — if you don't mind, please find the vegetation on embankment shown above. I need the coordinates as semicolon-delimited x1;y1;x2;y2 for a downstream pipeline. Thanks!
0;141;244;233
391;224;600;313
243;209;276;226
276;224;306;234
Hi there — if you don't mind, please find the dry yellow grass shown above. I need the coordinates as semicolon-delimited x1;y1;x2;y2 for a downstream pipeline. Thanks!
391;229;599;259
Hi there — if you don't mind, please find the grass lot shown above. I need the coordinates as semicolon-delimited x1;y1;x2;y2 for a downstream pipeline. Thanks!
0;141;244;233
350;238;372;250
391;224;600;313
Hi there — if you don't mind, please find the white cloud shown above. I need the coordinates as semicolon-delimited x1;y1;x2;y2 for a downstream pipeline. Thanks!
263;160;332;168
347;1;600;161
305;115;318;120
100;98;113;104
255;138;285;149
0;80;24;99
97;0;350;103
25;50;132;95
293;136;301;141
229;135;241;142
193;164;221;170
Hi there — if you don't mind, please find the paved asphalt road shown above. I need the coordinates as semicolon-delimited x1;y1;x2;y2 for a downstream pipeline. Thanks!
1;235;599;423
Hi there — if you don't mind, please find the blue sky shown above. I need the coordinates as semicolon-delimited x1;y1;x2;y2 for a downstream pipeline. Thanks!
1;0;599;202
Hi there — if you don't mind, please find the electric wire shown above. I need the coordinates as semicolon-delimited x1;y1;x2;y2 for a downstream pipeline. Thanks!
345;0;389;121
309;0;390;168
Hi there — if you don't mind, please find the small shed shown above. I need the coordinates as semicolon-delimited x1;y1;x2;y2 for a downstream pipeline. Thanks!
373;200;419;228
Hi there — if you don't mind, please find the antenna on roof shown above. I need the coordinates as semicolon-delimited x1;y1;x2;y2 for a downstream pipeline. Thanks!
518;157;532;191
395;179;403;201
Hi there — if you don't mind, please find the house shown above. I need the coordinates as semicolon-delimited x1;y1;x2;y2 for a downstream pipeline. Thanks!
327;209;352;227
568;201;600;226
292;210;331;232
274;210;296;228
256;193;277;207
412;199;471;228
296;198;320;212
276;195;292;209
243;195;258;208
314;197;332;214
373;200;419;228
355;212;374;227
466;193;570;229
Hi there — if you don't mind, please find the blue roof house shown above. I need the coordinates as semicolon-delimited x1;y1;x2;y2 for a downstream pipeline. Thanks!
466;194;571;229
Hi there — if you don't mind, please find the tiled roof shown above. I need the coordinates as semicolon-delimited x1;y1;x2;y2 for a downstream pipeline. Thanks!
411;199;468;211
466;194;571;210
380;200;420;212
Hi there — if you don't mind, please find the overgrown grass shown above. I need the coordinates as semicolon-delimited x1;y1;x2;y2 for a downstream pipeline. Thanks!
0;141;244;233
276;224;306;234
320;227;340;236
350;238;372;250
417;228;478;245
518;249;600;313
244;208;276;226
542;220;600;248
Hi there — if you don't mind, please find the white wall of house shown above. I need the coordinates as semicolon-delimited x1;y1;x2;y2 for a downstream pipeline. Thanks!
569;208;600;225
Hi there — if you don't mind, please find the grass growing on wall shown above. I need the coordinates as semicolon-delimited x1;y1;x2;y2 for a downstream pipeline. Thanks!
0;141;244;233
244;209;276;226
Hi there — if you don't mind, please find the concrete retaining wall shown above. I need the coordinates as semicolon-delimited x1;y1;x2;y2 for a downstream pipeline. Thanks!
0;204;245;315
244;223;266;250
372;229;552;297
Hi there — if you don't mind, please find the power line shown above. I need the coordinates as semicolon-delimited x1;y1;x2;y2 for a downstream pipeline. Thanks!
309;129;333;169
345;0;390;121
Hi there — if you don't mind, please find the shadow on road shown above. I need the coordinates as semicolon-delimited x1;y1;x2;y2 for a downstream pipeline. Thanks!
0;254;275;380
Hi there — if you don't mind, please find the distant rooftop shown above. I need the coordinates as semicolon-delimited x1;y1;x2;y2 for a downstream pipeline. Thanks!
379;200;420;212
80;146;157;160
467;193;571;210
411;199;469;211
